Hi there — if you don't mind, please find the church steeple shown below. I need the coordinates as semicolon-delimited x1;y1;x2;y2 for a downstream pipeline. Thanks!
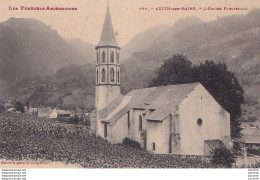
95;3;121;137
96;3;119;48
95;3;121;106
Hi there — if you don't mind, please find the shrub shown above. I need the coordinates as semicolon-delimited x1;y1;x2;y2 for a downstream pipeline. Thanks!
73;115;79;124
248;116;258;122
122;137;141;149
233;141;243;157
14;101;25;113
0;104;4;113
210;144;235;168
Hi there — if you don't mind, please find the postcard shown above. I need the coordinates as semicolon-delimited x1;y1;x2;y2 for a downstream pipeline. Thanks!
0;0;259;175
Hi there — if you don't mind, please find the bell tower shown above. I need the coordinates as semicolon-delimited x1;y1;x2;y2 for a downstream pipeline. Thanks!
95;3;121;136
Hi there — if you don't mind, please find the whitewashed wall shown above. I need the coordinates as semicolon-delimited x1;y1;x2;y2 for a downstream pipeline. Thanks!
179;84;230;155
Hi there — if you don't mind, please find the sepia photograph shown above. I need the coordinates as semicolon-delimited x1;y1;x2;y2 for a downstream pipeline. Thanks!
0;0;259;174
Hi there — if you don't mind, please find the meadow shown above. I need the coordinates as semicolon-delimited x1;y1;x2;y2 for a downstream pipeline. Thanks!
0;113;224;168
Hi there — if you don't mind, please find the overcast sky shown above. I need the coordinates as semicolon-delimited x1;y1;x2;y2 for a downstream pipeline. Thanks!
1;0;259;46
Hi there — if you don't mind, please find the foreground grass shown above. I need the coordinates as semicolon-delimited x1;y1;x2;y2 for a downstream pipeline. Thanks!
0;113;223;168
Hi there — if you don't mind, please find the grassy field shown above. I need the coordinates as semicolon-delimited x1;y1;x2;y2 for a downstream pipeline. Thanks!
0;113;225;168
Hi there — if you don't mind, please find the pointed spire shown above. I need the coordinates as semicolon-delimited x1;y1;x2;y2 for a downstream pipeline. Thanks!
96;3;119;48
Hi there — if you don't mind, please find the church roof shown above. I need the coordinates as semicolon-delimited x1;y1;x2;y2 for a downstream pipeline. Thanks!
100;82;200;125
96;5;119;48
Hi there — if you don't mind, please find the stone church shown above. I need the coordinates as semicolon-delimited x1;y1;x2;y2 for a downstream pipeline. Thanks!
94;5;231;156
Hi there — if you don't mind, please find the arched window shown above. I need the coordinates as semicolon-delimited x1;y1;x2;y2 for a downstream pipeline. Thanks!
110;68;115;82
102;51;106;63
152;142;156;151
97;53;99;64
139;115;142;131
96;70;99;83
117;53;119;63
101;68;106;82
110;51;114;63
117;70;120;83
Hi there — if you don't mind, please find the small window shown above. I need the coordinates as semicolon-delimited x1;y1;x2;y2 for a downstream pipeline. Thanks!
110;51;114;63
197;118;202;126
127;111;130;129
139;115;142;131
96;70;99;83
117;53;119;63
104;124;108;138
102;51;106;63
152;142;155;151
101;68;106;82
97;53;99;64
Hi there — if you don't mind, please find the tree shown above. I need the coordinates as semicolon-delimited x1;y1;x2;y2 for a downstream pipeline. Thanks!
210;144;235;168
150;55;244;138
0;103;4;113
14;101;25;113
150;54;193;86
26;101;30;110
192;60;244;138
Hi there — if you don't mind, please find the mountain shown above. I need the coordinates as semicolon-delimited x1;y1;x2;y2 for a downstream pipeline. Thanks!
13;63;96;110
120;16;205;91
151;16;205;49
120;25;170;60
0;18;87;94
3;11;260;120
65;38;95;63
122;9;260;120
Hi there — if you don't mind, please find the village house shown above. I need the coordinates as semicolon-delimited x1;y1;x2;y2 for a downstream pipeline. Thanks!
37;107;52;118
57;110;71;118
50;109;71;119
93;5;232;156
1;100;15;112
242;135;260;150
28;107;38;115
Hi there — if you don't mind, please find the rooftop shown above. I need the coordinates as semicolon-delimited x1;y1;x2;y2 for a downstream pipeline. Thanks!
96;5;119;48
242;135;260;144
100;82;200;125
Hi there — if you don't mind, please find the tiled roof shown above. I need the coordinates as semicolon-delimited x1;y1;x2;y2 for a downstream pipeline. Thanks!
57;110;70;115
99;94;124;120
100;82;200;125
96;6;119;48
38;108;52;117
242;135;260;144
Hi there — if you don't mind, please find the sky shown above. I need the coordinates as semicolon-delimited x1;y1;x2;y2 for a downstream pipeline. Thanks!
0;0;259;46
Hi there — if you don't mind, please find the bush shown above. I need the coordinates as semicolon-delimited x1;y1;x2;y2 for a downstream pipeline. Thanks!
248;116;258;122
57;116;80;125
233;141;243;157
14;101;25;113
122;138;141;149
210;144;235;168
79;116;91;126
0;104;4;113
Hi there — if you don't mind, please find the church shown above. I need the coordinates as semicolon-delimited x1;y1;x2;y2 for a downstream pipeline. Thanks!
93;5;232;156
